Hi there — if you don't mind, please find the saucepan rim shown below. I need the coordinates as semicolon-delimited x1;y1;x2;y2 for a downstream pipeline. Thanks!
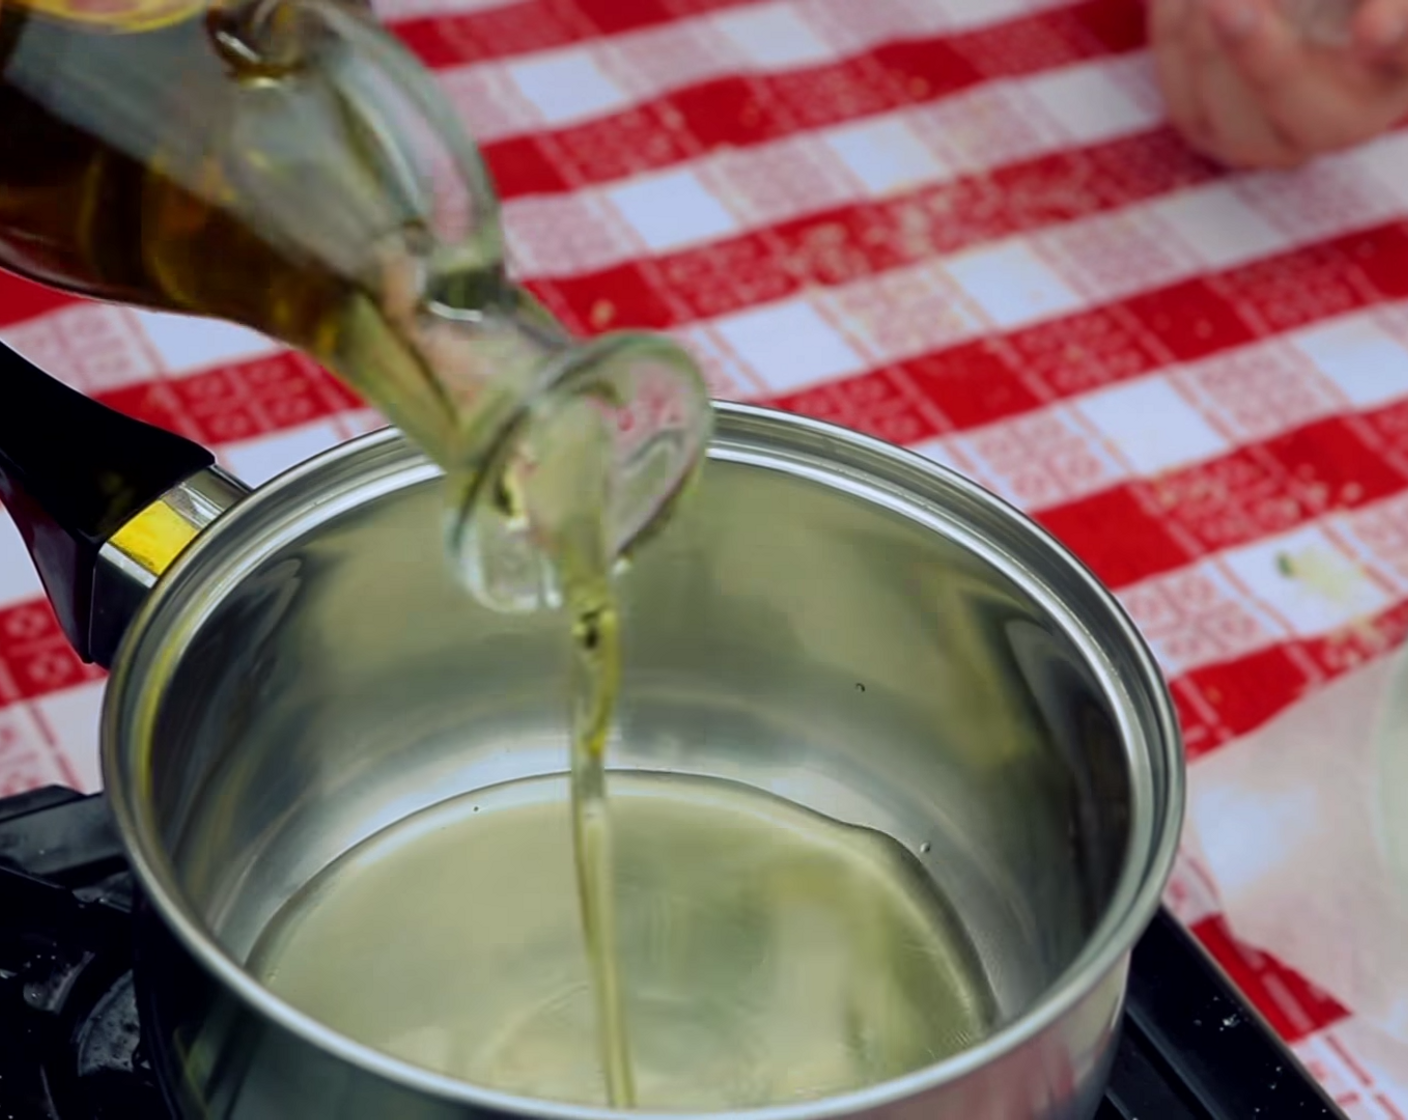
102;401;1184;1120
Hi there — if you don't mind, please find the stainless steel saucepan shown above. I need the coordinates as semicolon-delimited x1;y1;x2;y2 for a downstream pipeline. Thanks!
0;339;1182;1120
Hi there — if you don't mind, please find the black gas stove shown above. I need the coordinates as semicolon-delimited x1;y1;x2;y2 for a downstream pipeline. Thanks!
0;786;1343;1120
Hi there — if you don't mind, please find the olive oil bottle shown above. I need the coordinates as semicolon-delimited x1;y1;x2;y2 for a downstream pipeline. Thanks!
0;0;713;614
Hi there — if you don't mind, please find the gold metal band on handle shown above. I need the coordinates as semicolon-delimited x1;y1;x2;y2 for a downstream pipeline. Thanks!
108;497;203;578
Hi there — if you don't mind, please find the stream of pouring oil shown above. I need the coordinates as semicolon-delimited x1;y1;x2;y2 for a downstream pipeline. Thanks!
552;410;638;1107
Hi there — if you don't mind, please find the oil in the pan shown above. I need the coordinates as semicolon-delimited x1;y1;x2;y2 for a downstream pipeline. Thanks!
249;773;998;1110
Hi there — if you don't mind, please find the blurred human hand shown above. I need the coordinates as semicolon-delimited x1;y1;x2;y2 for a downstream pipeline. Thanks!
1151;0;1408;169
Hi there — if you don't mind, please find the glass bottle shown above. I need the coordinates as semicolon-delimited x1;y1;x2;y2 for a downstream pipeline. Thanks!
0;0;712;611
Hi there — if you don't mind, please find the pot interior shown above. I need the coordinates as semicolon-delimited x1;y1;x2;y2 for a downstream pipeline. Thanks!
110;414;1173;1097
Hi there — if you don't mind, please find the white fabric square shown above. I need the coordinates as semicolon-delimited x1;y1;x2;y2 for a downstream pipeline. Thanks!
220;422;345;487
134;310;278;375
1037;206;1201;304
820;264;982;362
1076;377;1230;475
608;24;737;100
1221;526;1392;635
1181;343;1342;442
669;325;757;400
503;194;635;277
911;438;967;476
714;2;835;69
1027;62;1162;145
0;517;43;607
1098;54;1166;116
1336;493;1408;594
33;682;106;792
1292;315;1408;409
822;118;950;196
507;48;630;126
1151;185;1287;269
953;407;1126;510
1119;560;1287;675
1354;131;1408;206
608;170;738;253
930;0;1033;29
341;409;391;437
438;63;539;143
1237;158;1400;245
1191;765;1321;900
810;0;937;52
943;240;1083;329
710;136;858;227
5;305;159;393
0;706;74;797
911;84;1066;175
714;298;866;391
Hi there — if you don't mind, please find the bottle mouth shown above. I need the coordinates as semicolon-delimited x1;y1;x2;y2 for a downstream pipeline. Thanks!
445;332;714;614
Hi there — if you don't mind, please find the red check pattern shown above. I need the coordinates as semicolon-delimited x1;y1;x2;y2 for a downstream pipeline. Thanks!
4;0;1408;1106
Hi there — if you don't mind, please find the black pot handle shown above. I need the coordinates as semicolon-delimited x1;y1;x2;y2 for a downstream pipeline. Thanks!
0;341;216;662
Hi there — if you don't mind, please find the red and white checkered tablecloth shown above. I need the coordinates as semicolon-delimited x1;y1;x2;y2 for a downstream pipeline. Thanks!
5;0;1408;1111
